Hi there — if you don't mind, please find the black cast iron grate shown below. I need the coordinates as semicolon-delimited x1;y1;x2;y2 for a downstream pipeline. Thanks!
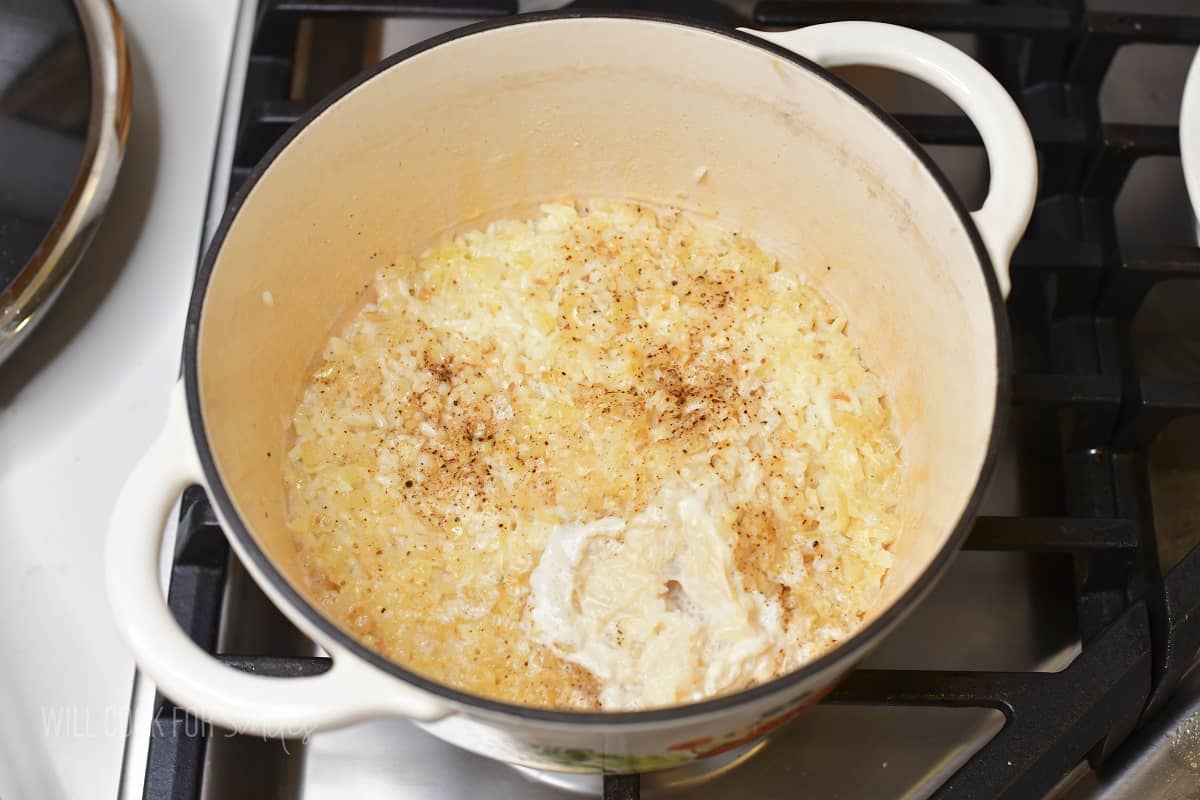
136;2;1200;799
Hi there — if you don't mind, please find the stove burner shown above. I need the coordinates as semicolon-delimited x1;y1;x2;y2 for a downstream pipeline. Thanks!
514;741;767;796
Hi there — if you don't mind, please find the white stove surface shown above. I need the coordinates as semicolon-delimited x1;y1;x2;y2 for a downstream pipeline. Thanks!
0;1;240;797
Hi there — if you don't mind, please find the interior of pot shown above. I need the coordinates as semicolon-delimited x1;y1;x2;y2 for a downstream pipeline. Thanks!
194;16;999;670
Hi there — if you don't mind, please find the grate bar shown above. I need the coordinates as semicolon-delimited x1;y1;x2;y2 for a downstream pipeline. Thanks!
266;0;516;16
142;494;230;800
234;99;308;166
218;655;334;677
1083;124;1182;199
755;2;1073;34
1143;543;1200;717
1140;377;1200;414
1012;373;1122;408
1012;239;1105;278
966;516;1139;552
1084;11;1200;45
893;114;1088;148
602;774;641;800
827;602;1151;800
1121;247;1200;282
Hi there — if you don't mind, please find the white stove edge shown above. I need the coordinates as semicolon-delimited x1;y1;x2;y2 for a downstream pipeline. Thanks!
116;0;256;797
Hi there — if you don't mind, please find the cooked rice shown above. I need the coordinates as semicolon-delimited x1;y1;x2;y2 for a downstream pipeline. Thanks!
284;200;900;710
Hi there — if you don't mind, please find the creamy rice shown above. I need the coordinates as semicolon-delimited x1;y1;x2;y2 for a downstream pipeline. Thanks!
284;200;900;710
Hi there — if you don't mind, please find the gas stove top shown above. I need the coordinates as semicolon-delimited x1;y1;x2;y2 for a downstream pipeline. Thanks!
119;2;1200;798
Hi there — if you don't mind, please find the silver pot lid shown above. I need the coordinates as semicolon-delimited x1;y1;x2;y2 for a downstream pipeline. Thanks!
0;0;130;365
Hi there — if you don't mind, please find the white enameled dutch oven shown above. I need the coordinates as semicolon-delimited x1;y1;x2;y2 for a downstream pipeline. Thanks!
1182;49;1200;225
107;15;1037;773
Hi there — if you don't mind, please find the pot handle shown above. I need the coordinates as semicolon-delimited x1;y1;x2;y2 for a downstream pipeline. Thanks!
744;22;1037;298
106;381;449;737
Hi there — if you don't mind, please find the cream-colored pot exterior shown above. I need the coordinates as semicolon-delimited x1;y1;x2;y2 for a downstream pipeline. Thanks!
1183;49;1200;222
107;16;1036;773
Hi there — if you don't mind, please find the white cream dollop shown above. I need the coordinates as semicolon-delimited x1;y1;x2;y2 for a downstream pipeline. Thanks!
528;482;787;710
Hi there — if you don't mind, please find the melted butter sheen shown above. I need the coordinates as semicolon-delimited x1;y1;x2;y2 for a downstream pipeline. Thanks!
285;200;901;710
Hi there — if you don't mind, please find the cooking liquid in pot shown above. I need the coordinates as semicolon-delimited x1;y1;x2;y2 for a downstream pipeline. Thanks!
283;200;900;711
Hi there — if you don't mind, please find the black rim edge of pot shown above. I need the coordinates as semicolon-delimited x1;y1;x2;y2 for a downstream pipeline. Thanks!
181;10;1014;727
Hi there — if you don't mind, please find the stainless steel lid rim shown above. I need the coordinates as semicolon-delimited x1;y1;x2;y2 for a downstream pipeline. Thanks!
0;0;132;364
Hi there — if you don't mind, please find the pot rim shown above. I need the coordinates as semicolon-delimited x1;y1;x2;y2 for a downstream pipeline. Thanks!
182;10;1013;726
